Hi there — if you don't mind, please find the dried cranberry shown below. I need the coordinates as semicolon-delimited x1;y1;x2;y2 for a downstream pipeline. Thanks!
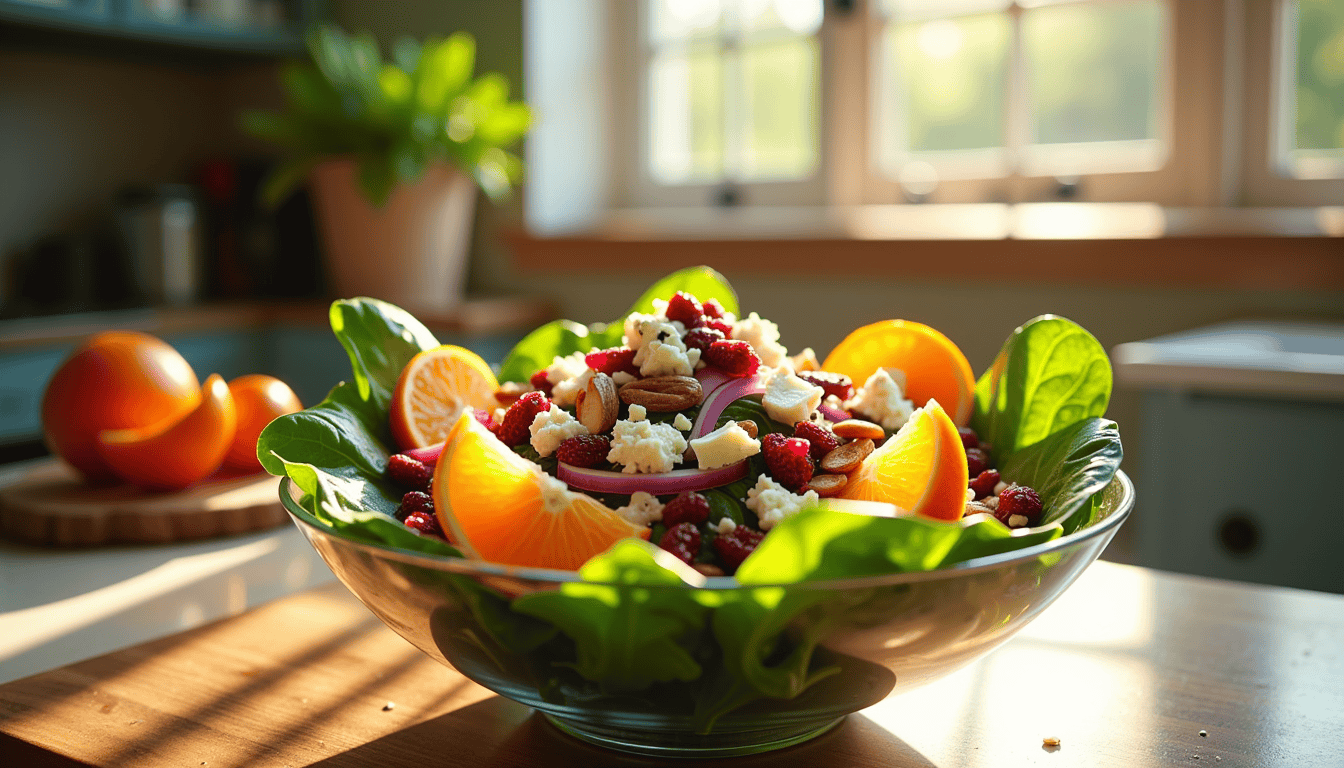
497;391;552;447
585;347;638;376
957;426;979;450
969;469;1000;501
662;490;711;527
965;447;990;478
664;292;704;328
683;327;726;353
702;298;728;319
703;340;761;378
792;420;839;462
472;408;496;432
659;522;701;565
714;526;766;571
529;370;553;396
387;454;433;491
996;485;1043;526
404;511;446;539
796;371;854;402
555;434;611;468
762;433;814;491
705;319;735;336
396;490;434;521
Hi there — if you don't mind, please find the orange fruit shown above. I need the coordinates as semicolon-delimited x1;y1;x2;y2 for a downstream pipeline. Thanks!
432;414;649;570
822;320;976;426
95;374;238;491
224;374;303;472
838;399;968;522
42;331;201;483
390;345;499;450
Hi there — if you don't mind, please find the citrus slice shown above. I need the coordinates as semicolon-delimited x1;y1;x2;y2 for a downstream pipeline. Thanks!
390;345;499;449
838;399;968;521
822;320;976;426
95;373;238;490
432;414;649;570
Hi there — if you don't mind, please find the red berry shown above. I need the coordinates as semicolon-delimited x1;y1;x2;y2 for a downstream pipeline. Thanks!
555;434;611;468
497;391;552;447
796;371;854;402
472;408;496;432
662;490;711;527
705;319;734;336
659;522;701;565
396;490;433;521
762;433;814;491
529;370;553;396
792;421;839;462
683;327;725;353
702;298;728;319
703;340;761;378
996;485;1043;526
969;469;1000;501
404;510;446;539
966;447;990;478
957;426;979;450
713;526;765;571
387;454;432;491
665;292;703;328
585;347;638;376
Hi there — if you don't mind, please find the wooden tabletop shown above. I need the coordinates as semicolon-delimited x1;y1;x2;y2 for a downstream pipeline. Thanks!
1;560;1341;767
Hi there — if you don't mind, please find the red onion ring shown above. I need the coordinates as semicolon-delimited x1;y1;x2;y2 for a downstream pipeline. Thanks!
558;460;748;495
694;367;733;398
690;374;768;439
816;403;850;424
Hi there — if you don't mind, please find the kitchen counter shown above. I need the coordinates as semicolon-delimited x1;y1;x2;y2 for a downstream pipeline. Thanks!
1;560;1340;766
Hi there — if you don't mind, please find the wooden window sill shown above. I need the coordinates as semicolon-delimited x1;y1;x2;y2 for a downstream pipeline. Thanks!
505;204;1344;291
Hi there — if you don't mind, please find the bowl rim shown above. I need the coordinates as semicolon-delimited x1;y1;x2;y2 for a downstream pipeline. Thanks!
279;469;1133;591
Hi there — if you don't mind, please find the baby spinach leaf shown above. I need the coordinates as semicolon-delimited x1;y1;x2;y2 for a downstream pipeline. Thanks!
512;540;712;691
973;315;1112;457
625;265;739;318
496;319;593;383
329;297;439;412
1000;417;1123;534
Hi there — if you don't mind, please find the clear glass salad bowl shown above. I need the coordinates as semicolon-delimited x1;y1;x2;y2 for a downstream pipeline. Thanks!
279;471;1133;759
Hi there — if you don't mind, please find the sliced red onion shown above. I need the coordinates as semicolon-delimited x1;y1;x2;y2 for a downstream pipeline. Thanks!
816;403;850;424
690;374;768;439
694;367;733;398
403;443;444;466
558;460;748;495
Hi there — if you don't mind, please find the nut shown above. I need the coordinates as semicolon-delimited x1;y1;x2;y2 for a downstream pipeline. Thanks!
692;562;725;577
494;381;531;407
965;501;995;517
575;373;619;433
619;375;702;412
803;473;848;497
820;438;874;474
736;420;758;439
832;419;885;440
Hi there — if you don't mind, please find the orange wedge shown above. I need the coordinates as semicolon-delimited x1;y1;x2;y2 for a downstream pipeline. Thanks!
96;373;238;490
838;399;968;521
822;320;976;426
432;414;649;570
390;345;499;450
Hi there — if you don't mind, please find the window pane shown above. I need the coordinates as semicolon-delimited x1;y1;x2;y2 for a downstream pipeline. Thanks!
880;13;1010;154
1022;0;1164;146
740;0;824;36
649;0;723;45
649;51;724;184
740;37;818;179
1287;0;1344;176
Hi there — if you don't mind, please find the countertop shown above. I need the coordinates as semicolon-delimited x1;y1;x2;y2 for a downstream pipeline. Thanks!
1;560;1341;767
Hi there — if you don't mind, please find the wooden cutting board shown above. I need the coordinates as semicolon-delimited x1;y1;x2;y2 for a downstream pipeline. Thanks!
0;459;286;546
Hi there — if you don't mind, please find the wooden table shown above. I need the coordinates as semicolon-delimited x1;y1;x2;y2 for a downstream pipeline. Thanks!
1;561;1341;767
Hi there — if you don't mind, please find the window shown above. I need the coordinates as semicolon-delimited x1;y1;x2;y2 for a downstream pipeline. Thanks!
1275;0;1344;179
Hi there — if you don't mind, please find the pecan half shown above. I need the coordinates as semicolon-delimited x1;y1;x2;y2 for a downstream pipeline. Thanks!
575;373;619;433
619;375;702;412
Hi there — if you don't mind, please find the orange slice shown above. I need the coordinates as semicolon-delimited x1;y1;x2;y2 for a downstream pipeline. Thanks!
838;399;968;521
96;373;238;490
822;320;976;426
390;345;499;450
432;414;649;570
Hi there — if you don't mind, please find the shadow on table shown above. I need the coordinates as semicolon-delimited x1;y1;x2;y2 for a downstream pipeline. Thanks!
305;697;939;768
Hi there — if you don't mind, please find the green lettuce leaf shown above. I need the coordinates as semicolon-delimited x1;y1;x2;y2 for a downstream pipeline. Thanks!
1000;417;1123;534
329;297;440;412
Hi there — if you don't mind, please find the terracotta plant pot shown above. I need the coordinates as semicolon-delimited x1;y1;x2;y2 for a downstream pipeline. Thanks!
309;159;476;315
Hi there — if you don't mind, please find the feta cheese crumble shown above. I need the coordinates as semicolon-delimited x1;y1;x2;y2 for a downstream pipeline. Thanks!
628;314;700;377
689;421;760;470
1008;514;1029;528
711;517;737;535
844;367;916;431
607;418;688;474
529;405;589;457
762;369;824;427
615;492;664;526
746;475;820;530
628;404;648;421
731;312;789;369
545;351;594;408
673;412;693;431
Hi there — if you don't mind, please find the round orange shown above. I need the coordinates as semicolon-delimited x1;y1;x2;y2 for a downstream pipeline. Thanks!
42;331;201;483
432;414;649;570
838;399;968;522
822;320;976;426
96;374;237;491
224;374;303;473
390;345;499;450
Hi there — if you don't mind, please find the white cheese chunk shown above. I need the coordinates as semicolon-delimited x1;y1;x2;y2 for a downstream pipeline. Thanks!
545;351;594;408
689;421;761;470
844;367;916;431
628;404;648;421
672;412;693;431
607;418;688;474
731;312;788;369
711;516;737;535
529;405;589;457
746;475;820;530
615;492;664;526
762;369;824;427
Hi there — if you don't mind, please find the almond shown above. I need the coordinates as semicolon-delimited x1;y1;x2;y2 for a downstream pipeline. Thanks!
575;373;618;433
736;420;758;439
820;438;874;474
832;419;885;440
803;473;848;497
619;375;702;412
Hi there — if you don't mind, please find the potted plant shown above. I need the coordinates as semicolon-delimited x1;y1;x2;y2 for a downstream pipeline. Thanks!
243;25;530;314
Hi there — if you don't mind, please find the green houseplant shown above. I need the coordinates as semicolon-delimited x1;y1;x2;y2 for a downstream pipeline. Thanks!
243;25;531;314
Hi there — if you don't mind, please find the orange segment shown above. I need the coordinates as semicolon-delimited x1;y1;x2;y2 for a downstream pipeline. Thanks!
95;373;238;490
838;399;968;522
432;414;649;570
822;320;976;426
390;345;499;449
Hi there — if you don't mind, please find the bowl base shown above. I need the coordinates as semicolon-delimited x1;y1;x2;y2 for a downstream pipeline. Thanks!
543;712;845;758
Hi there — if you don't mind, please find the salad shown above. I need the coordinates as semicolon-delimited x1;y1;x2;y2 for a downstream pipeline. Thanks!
259;266;1122;729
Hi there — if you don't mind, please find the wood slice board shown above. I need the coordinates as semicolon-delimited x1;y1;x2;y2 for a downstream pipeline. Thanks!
0;460;287;546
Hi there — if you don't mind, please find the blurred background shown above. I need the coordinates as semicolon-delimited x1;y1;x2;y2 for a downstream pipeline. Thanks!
0;0;1342;673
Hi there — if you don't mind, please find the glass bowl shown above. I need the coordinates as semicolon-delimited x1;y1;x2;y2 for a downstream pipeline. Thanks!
280;471;1133;758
